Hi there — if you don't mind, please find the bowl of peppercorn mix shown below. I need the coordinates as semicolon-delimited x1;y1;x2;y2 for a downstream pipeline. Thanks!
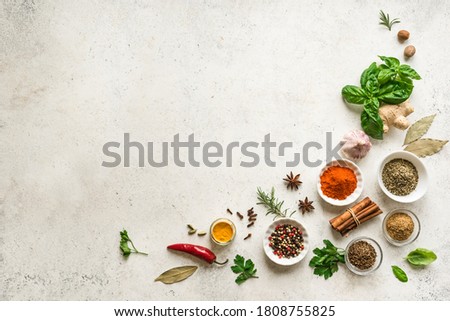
382;209;420;246
263;218;309;266
378;150;428;203
345;237;383;275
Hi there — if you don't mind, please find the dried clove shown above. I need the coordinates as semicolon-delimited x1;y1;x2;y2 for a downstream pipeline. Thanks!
227;208;233;215
247;222;254;228
244;233;252;240
236;212;244;220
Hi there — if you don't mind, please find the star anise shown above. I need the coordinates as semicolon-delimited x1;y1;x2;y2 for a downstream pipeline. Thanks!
298;197;315;214
283;171;302;190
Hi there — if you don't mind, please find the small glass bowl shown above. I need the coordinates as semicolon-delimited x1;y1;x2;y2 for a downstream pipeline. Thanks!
382;209;420;246
345;237;383;276
210;218;236;246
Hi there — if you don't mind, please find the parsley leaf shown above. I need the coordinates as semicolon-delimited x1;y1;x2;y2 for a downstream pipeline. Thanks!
309;240;345;280
120;229;148;256
231;255;258;285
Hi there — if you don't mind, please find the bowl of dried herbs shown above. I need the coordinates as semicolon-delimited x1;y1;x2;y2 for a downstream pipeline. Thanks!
378;151;428;203
345;237;383;275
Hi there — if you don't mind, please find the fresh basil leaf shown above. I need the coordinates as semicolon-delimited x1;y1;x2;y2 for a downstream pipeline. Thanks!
361;108;383;140
405;248;437;266
399;64;422;80
378;56;400;69
378;68;395;84
360;62;379;87
378;82;412;104
342;85;366;104
392;265;408;283
364;74;380;95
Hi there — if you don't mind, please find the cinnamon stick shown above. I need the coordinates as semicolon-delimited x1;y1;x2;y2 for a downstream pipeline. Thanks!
335;202;378;232
329;197;382;236
329;197;371;228
340;209;383;235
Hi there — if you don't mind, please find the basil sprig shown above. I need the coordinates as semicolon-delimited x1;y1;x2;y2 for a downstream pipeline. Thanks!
405;248;437;266
342;56;421;140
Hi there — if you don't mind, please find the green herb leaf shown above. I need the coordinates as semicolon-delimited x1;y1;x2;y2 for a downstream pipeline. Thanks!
155;266;198;284
392;265;408;282
364;74;380;95
341;85;367;104
119;229;148;256
378;68;395;84
360;62;379;88
399;65;422;80
404;114;436;145
361;99;384;140
378;81;412;104
405;248;437;266
342;55;420;140
120;240;131;257
257;187;295;219
309;240;345;280
379;10;400;31
231;255;258;285
379;56;400;69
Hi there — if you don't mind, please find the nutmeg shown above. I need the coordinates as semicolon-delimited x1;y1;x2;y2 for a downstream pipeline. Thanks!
397;30;410;42
404;45;416;58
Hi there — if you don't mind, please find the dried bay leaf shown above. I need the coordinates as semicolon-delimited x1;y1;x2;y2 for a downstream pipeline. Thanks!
404;114;436;145
404;138;448;157
155;266;198;284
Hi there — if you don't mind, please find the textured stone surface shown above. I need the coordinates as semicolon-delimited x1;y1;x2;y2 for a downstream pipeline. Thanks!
1;0;449;300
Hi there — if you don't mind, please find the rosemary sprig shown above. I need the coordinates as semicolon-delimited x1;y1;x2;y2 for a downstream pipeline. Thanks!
256;187;295;220
379;10;400;31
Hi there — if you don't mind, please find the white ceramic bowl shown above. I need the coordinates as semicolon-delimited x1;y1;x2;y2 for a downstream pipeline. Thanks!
317;159;364;207
378;151;428;203
263;218;309;266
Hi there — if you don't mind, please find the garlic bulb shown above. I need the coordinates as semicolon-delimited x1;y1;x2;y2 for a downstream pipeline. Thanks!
340;129;372;160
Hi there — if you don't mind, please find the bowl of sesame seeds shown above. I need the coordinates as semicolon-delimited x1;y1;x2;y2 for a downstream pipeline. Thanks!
263;218;309;266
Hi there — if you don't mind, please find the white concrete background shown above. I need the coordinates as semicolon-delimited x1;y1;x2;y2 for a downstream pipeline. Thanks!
1;0;449;300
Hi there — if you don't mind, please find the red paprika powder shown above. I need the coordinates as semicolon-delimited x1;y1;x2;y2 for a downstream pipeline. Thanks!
320;166;357;200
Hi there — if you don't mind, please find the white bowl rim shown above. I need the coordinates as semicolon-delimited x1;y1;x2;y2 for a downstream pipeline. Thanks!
263;218;309;266
377;150;428;203
317;158;364;207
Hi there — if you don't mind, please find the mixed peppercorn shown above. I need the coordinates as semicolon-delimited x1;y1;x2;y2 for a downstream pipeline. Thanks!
268;224;304;259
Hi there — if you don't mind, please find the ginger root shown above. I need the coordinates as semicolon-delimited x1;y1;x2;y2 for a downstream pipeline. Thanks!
379;100;414;133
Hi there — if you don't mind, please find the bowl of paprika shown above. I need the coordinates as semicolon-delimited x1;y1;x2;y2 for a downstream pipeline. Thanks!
317;159;364;207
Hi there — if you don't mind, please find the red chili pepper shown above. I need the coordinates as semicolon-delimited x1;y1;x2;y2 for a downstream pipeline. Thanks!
167;243;228;265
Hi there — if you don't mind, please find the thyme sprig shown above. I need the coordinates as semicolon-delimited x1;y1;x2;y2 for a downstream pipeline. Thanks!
379;10;400;31
256;187;295;219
